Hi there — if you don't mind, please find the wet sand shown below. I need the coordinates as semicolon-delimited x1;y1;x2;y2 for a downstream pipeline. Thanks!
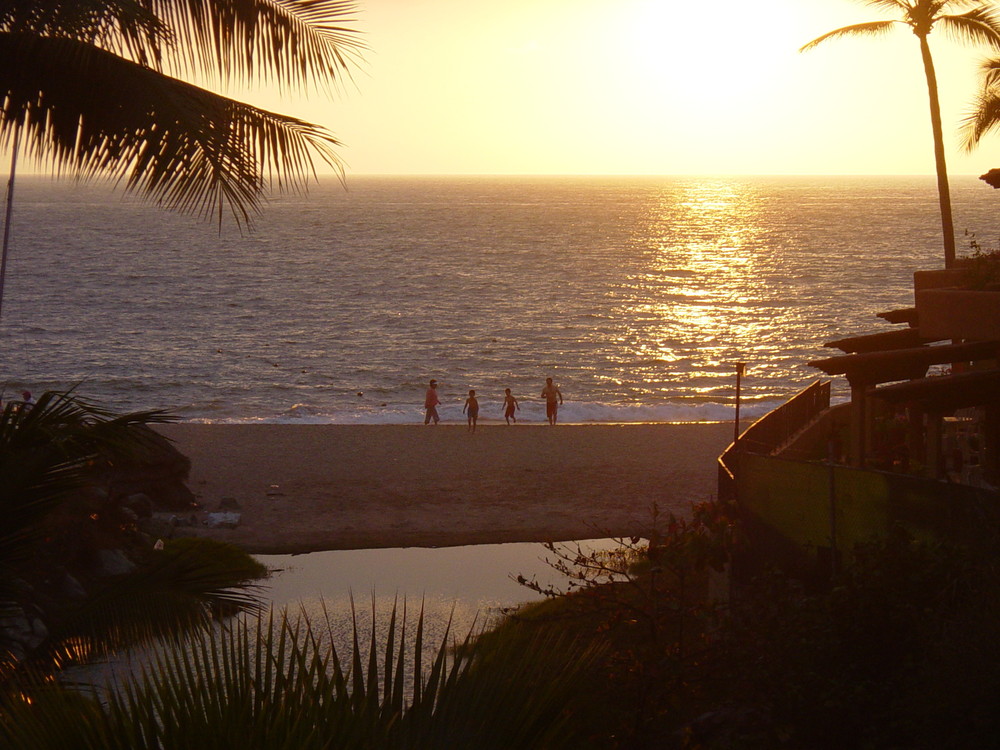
156;423;734;554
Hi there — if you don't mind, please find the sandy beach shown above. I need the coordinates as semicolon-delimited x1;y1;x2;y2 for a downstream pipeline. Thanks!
155;423;734;554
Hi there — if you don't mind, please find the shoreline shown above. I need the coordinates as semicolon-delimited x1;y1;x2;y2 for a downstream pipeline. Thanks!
157;422;734;555
172;418;740;427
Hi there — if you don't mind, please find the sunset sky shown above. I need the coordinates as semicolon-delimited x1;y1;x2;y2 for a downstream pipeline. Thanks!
253;0;1000;176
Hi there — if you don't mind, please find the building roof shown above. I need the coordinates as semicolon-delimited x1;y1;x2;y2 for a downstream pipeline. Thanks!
808;340;1000;385
877;307;918;326
873;368;1000;411
824;327;935;354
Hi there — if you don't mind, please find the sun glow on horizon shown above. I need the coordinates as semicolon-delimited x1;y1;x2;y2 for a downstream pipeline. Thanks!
303;0;997;176
10;0;1000;178
616;1;799;113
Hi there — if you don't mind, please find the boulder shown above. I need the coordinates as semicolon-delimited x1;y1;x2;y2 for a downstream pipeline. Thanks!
58;572;88;601
0;606;49;661
123;492;154;518
139;515;177;539
95;549;137;577
99;425;197;511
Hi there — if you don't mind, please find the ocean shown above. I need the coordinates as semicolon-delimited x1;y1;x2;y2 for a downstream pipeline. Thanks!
1;174;995;425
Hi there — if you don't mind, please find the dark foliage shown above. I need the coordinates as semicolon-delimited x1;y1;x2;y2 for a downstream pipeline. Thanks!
502;501;1000;749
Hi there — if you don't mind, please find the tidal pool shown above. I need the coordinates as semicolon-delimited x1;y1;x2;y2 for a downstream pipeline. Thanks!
256;540;617;645
67;539;620;695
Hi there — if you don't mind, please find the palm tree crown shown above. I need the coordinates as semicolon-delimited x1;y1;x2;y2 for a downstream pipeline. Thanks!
959;52;1000;164
801;0;1000;269
0;1;364;227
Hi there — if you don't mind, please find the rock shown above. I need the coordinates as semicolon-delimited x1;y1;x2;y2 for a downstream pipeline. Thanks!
981;169;1000;188
219;497;241;511
139;516;175;539
29;618;48;648
169;514;197;528
123;492;154;518
59;572;88;601
79;486;109;503
95;425;197;511
204;512;241;529
0;606;49;659
96;549;137;577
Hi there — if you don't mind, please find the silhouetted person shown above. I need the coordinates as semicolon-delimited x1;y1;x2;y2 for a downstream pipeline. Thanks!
502;388;519;424
424;379;440;425
463;389;479;432
541;377;563;425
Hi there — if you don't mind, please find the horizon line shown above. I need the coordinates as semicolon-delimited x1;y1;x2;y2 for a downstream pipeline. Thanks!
8;171;993;181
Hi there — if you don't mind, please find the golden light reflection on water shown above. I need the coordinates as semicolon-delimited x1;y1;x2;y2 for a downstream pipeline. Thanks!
612;179;777;396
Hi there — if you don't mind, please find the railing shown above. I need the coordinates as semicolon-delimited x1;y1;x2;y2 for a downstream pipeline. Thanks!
737;453;1000;570
718;380;831;502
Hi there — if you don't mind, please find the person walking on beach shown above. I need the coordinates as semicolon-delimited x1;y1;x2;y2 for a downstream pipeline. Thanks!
541;377;563;425
424;379;440;425
502;388;519;424
463;389;480;432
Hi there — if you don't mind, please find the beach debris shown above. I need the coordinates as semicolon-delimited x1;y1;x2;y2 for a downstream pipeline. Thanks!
266;484;285;498
204;512;241;529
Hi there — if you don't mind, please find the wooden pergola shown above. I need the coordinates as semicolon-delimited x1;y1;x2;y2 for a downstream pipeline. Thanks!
873;369;1000;482
809;341;1000;469
824;327;935;354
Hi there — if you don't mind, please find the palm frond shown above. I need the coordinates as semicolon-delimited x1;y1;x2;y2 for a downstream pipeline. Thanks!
800;20;900;52
0;1;363;92
939;8;1000;49
860;1;910;13
0;391;173;462
0;0;168;61
148;0;364;92
0;603;604;749
0;33;342;228
0;392;165;580
0;392;179;617
960;87;1000;148
39;539;265;666
977;55;1000;88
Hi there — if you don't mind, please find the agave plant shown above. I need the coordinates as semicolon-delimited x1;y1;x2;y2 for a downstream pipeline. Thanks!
0;600;603;750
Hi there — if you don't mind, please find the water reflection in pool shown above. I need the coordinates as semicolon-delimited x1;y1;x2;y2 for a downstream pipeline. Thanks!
67;540;622;694
257;539;617;647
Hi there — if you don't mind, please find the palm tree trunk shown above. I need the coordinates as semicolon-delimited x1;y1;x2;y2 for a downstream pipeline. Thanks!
919;35;956;269
0;125;19;324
